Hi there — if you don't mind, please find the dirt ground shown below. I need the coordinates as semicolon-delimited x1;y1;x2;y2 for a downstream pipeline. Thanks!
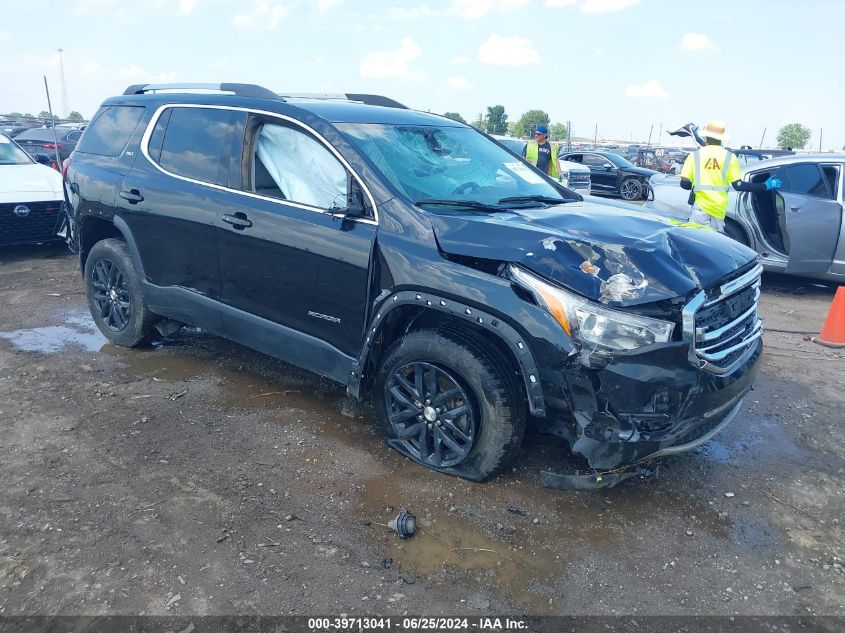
1;243;844;618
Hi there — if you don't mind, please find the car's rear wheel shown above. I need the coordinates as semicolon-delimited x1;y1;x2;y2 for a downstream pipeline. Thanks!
620;178;642;200
373;328;525;481
85;238;156;347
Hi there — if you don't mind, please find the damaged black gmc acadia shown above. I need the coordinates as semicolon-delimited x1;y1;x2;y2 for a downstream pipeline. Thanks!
64;84;763;487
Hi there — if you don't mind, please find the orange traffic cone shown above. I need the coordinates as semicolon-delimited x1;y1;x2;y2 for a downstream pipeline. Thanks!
814;286;845;348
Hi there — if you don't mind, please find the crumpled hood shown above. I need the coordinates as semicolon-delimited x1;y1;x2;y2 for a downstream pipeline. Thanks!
429;200;757;306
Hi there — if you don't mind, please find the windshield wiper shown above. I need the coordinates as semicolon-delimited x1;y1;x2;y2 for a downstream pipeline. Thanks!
497;195;567;206
415;198;507;212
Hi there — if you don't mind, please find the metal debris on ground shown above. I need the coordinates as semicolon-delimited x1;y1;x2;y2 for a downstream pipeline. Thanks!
506;507;526;516
387;510;416;539
541;464;658;490
167;390;188;401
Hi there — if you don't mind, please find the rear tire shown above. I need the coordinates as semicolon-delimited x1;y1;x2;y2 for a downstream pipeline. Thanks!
85;238;156;348
373;328;526;481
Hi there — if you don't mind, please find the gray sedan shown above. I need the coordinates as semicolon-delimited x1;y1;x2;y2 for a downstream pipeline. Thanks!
645;154;845;282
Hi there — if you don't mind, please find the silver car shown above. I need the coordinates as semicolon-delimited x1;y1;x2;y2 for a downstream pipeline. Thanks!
646;154;845;282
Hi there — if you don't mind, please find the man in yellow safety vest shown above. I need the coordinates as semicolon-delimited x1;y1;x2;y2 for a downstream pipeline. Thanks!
522;124;560;179
680;120;781;233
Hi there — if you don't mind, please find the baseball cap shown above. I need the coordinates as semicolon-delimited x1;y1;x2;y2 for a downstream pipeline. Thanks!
535;125;548;135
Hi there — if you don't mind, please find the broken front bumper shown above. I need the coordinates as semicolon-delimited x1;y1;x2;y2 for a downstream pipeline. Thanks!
547;338;762;471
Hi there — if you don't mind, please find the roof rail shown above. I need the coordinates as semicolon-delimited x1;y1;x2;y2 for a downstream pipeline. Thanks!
279;92;408;109
122;83;283;101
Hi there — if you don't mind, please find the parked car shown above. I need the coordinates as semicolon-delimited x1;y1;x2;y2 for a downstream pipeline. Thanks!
14;127;82;164
65;83;762;481
560;150;658;200
489;134;591;196
646;154;845;282
630;148;673;173
0;133;66;247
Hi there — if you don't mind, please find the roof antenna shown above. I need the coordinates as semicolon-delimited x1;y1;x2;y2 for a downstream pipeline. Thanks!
42;76;62;169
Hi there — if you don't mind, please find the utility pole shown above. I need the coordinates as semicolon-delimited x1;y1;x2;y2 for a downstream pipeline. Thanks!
57;48;69;118
594;124;598;149
566;120;572;153
646;124;653;149
758;127;766;149
657;122;662;147
819;128;823;152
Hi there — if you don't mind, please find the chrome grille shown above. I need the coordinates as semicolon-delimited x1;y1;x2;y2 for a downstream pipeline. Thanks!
683;263;763;374
567;173;591;189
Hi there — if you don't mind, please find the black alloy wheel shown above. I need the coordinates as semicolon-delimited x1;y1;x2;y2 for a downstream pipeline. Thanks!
385;361;476;468
84;238;157;347
619;177;642;200
91;258;131;331
373;328;526;481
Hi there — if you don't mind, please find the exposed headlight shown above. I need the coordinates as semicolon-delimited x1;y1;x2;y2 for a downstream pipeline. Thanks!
509;265;674;353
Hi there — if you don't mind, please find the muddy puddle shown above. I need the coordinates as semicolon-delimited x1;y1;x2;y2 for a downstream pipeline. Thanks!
0;310;107;353
694;415;811;466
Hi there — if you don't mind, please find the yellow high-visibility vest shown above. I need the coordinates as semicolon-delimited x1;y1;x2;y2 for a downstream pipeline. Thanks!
680;145;742;220
525;141;560;178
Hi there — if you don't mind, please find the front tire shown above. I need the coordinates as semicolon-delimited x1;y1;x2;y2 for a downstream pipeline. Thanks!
373;328;526;481
619;177;642;200
85;238;156;347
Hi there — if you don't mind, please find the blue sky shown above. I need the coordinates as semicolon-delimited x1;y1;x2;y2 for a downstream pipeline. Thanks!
1;0;842;149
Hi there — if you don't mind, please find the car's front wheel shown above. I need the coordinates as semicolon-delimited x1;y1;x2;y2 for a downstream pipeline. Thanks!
373;328;525;481
85;238;156;347
619;177;642;200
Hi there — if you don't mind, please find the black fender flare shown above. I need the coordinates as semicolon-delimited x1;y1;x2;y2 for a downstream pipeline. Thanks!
110;215;147;279
348;290;547;417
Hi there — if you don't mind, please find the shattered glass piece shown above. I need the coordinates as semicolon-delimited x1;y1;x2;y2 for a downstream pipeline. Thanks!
600;273;648;303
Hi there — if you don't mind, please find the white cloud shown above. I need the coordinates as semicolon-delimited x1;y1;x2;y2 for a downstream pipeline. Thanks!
386;5;439;20
118;64;145;81
452;55;468;65
478;34;541;66
318;0;344;10
448;76;471;88
359;37;423;79
626;79;669;98
451;0;528;19
314;55;327;64
178;0;198;15
233;2;290;29
544;0;576;6
581;0;638;13
680;32;716;51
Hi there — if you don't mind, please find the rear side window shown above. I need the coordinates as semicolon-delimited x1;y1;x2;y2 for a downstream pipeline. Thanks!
76;105;146;156
782;163;831;199
153;107;240;187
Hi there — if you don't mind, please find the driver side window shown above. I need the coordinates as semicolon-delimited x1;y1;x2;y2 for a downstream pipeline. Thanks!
249;120;348;210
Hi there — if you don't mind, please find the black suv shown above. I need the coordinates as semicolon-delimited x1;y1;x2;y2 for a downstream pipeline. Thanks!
65;83;763;482
559;150;658;200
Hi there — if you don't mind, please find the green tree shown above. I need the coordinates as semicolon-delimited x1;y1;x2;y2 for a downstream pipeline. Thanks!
67;111;85;122
23;113;33;118
38;110;53;119
484;105;508;135
776;123;812;149
3;112;23;118
549;122;568;142
471;113;484;131
511;109;550;138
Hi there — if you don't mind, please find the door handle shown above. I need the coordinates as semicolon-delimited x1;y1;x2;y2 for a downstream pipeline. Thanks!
119;189;144;204
790;206;802;212
221;213;253;229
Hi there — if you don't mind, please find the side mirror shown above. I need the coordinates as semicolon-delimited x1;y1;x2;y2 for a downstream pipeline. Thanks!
34;153;51;165
345;179;367;217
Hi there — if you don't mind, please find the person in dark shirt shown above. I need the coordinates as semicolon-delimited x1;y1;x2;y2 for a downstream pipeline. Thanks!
522;124;560;178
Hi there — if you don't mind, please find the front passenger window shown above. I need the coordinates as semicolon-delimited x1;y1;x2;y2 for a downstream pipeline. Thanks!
251;122;348;210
